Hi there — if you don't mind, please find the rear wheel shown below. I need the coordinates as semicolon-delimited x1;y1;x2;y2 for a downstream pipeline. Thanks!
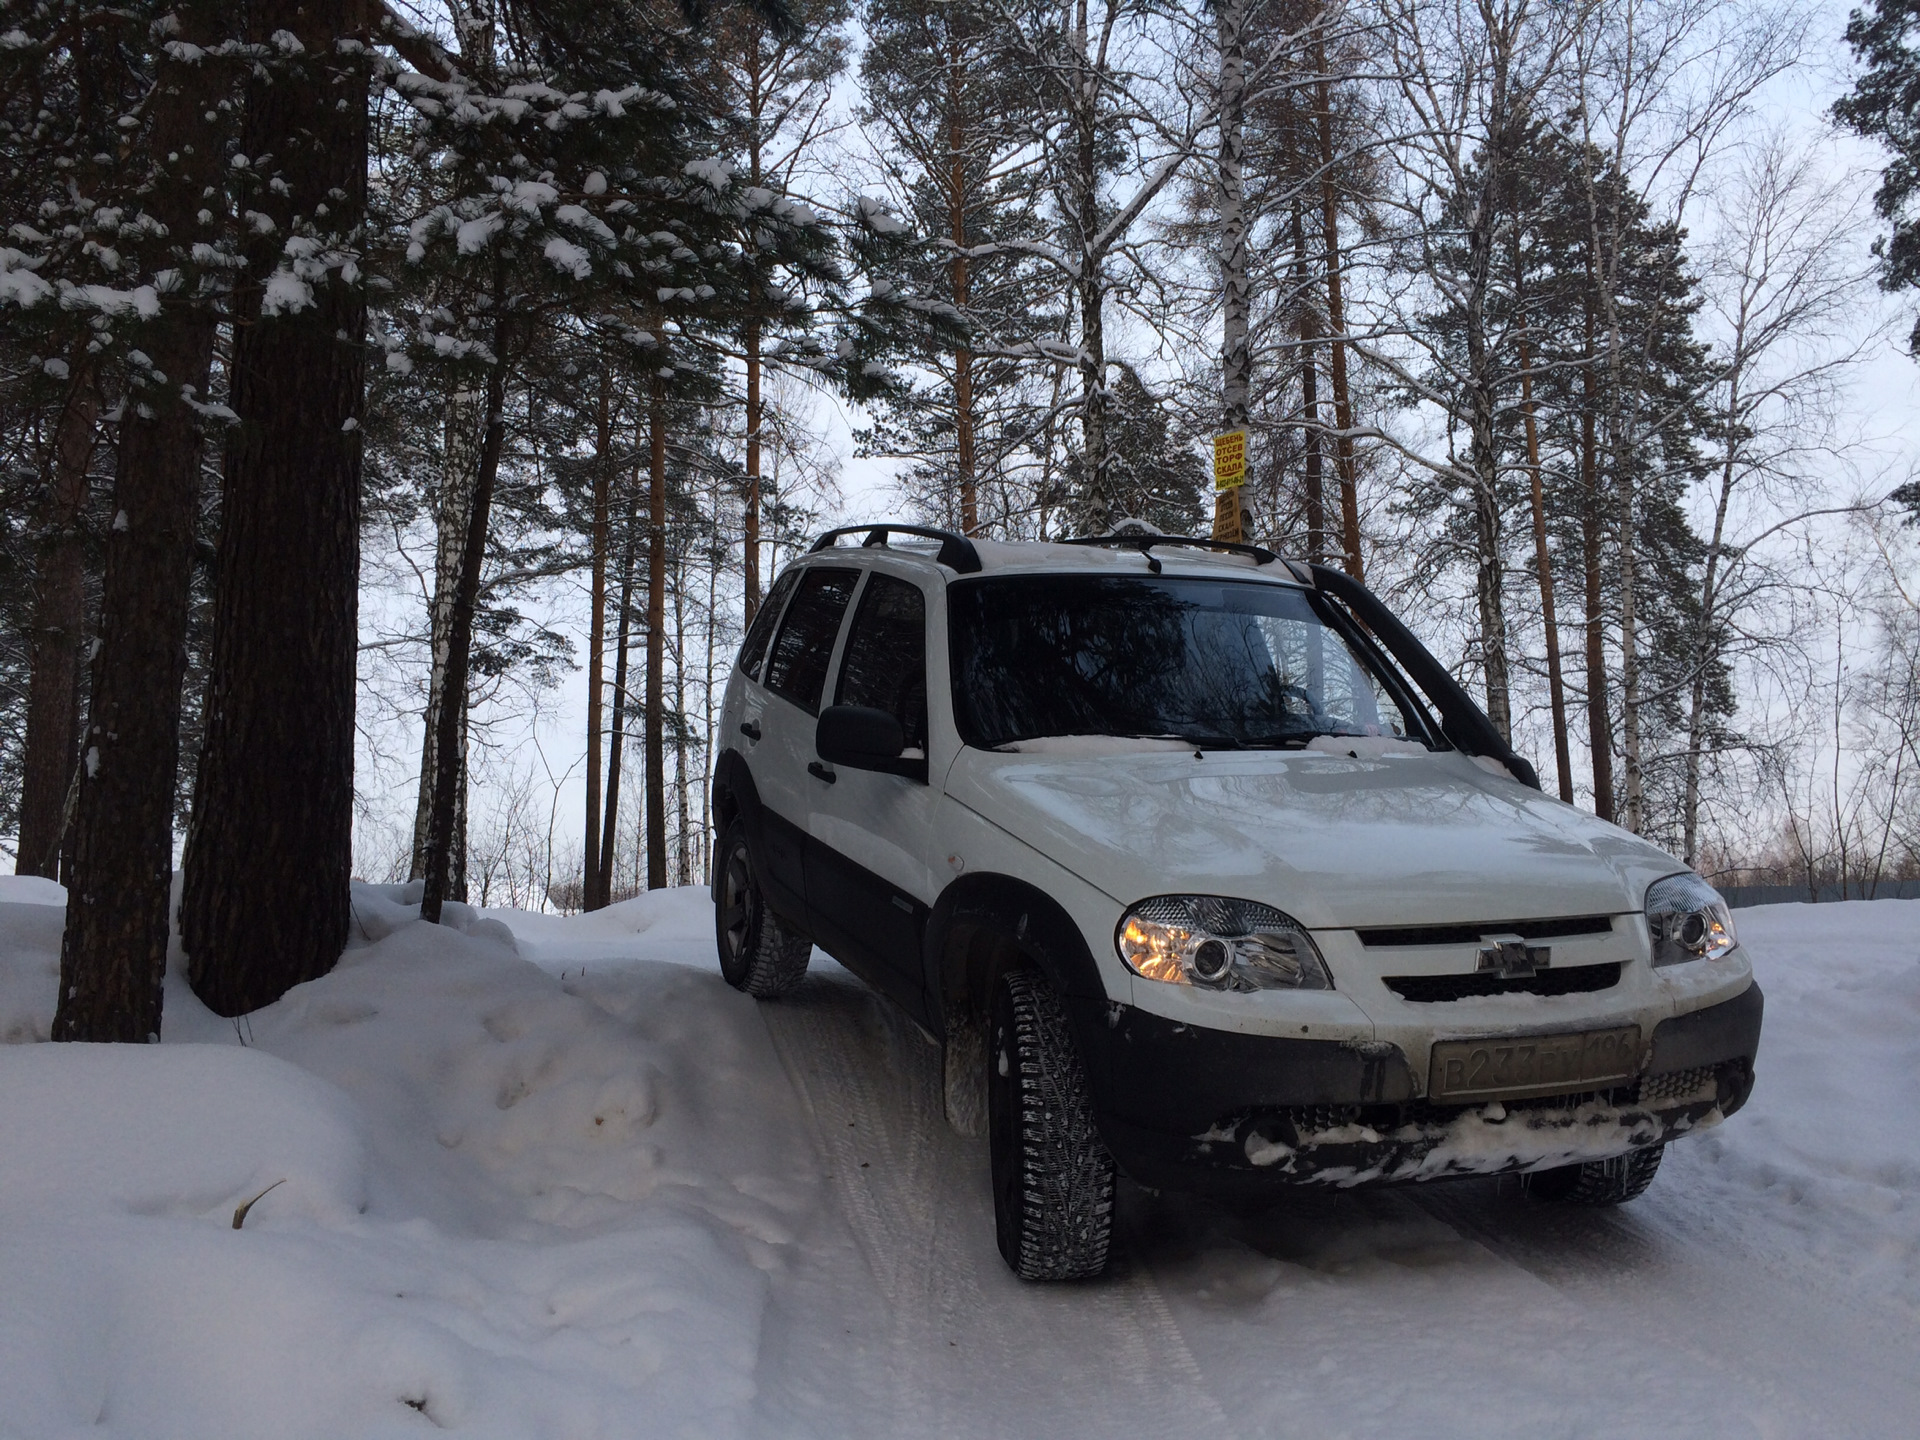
714;821;811;998
988;970;1115;1280
1523;1144;1664;1205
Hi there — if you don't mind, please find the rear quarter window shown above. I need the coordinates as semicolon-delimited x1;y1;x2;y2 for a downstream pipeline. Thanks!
735;567;801;683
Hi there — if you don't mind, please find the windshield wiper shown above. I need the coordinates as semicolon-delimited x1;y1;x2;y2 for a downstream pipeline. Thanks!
1229;729;1356;750
1157;732;1245;750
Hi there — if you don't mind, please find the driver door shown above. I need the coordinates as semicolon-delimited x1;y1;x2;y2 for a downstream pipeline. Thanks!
804;569;939;1020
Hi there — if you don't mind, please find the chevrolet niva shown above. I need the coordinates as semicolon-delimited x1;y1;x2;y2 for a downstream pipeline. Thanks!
710;524;1761;1281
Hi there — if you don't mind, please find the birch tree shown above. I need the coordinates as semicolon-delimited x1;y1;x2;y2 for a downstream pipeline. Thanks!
1565;0;1809;831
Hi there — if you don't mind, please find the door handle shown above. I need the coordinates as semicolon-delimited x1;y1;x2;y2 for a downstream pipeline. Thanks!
739;720;762;742
807;761;837;785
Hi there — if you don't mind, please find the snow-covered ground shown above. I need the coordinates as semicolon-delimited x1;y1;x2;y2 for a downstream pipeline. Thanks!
1;873;1915;1438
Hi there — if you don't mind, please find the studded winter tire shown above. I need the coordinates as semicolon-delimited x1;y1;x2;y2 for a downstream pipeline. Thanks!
714;821;811;998
988;969;1115;1281
1523;1143;1664;1205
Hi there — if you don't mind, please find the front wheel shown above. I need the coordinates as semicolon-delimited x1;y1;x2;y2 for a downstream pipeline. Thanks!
714;821;811;998
988;970;1115;1280
1523;1144;1664;1205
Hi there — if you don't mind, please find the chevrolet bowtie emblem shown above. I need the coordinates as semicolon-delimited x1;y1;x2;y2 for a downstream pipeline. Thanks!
1477;934;1550;977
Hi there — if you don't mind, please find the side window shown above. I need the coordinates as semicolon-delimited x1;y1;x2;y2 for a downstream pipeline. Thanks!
835;574;928;754
764;567;859;715
736;567;801;684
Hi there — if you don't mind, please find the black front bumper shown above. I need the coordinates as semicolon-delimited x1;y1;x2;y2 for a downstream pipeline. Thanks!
1069;983;1763;1200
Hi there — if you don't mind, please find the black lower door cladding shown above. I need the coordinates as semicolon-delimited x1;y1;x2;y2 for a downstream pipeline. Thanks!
802;835;932;1026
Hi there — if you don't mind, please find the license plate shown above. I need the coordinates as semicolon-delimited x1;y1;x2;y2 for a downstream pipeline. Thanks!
1428;1026;1643;1101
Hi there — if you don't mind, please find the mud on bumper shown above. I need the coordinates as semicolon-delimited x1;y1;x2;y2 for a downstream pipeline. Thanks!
1076;983;1761;1201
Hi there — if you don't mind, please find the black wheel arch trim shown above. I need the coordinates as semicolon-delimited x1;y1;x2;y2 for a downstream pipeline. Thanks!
923;872;1110;1040
711;748;761;898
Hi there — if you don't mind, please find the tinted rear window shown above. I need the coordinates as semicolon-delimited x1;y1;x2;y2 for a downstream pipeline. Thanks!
764;567;858;714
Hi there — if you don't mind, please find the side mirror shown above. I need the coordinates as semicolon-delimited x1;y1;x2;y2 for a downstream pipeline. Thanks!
816;704;906;769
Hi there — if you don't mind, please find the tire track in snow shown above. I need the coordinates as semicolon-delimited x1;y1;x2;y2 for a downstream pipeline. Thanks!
761;960;1231;1439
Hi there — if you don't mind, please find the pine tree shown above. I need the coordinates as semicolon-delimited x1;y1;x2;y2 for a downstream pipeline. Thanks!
858;0;1054;536
1838;0;1920;349
693;0;852;614
0;1;242;1040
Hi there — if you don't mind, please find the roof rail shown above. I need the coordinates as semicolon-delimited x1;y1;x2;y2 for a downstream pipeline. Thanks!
808;523;982;574
1058;533;1282;567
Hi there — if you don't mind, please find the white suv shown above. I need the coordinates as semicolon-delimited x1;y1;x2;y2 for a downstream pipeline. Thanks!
711;525;1762;1281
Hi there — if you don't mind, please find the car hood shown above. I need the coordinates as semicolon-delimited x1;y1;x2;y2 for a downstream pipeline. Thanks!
943;743;1685;929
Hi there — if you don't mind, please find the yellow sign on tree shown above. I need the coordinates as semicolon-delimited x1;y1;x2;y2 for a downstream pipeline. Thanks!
1212;429;1247;490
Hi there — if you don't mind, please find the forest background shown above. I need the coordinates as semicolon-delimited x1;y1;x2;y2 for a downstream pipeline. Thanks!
4;0;1920;1033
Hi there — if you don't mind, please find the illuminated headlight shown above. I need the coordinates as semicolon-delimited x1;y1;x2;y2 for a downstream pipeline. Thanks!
1117;896;1332;991
1645;872;1737;967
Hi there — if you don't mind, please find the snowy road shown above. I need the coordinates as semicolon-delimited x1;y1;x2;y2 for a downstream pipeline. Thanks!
735;955;1920;1440
2;881;1916;1438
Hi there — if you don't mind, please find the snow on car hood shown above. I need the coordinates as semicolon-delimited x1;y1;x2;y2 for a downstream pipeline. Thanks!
943;742;1685;929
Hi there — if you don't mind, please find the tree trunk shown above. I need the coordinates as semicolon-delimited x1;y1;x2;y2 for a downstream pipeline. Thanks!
1070;0;1111;531
1315;41;1362;582
599;501;639;903
1517;330;1572;800
743;317;763;627
1683;374;1740;864
948;34;979;536
673;563;690;886
182;0;369;1016
1290;204;1325;562
646;371;669;890
53;19;223;1042
18;361;99;878
583;367;613;910
1615;417;1644;835
700;525;720;883
418;362;507;924
1580;317;1615;822
410;386;482;879
1458;31;1512;744
1217;0;1250;436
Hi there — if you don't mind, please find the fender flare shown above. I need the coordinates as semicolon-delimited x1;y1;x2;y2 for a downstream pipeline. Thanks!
710;748;761;898
922;872;1108;1039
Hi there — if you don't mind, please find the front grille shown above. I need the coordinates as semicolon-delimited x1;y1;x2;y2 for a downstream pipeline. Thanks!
1383;961;1622;1002
1358;914;1616;948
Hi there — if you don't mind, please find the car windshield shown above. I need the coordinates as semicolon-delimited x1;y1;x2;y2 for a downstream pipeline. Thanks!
948;574;1426;750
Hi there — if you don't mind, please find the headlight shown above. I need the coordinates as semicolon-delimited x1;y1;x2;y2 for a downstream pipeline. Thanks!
1117;896;1332;991
1645;872;1737;967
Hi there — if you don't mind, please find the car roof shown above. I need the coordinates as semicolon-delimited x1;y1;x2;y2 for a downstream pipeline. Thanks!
801;525;1310;587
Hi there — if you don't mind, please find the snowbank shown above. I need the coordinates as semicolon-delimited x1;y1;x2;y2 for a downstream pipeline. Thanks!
0;891;62;1042
1665;899;1920;1299
0;873;67;905
0;880;817;1440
